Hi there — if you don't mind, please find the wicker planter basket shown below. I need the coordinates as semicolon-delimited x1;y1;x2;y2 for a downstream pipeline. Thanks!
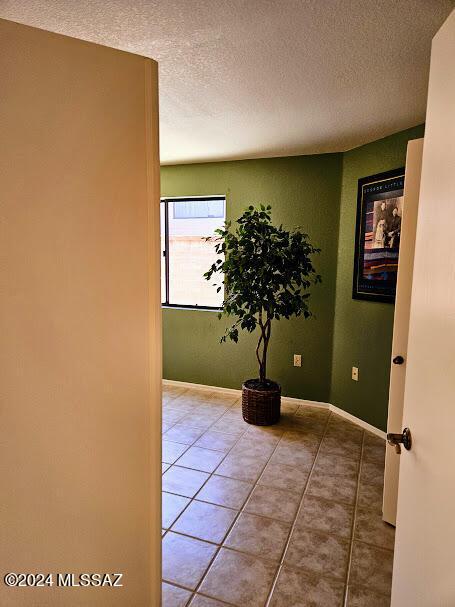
242;380;281;426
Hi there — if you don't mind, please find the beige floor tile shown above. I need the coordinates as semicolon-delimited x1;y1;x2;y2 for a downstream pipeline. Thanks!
328;415;359;429
164;424;205;445
199;547;277;607
325;424;363;444
349;541;393;596
288;416;327;435
161;394;180;405
197;407;231;420
173;390;216;407
307;469;358;505
245;424;285;438
162;581;193;607
194;430;239;452
163;466;210;498
161;383;393;607
162;389;183;403
244;427;283;446
276;414;299;430
210;417;247;436
189;595;227;606
296;495;354;539
258;461;309;493
357;482;383;515
224;512;290;561
354;507;395;550
162;384;187;398
162;532;217;590
215;412;247;430
278;416;298;430
218;408;244;420
281;401;301;413
295;406;330;419
319;436;362;460
163;402;184;412
196;475;253;509
243;428;281;442
281;429;322;447
364;430;386;451
346;585;390;606
270;566;345;607
207;392;239;406
163;440;190;464
360;461;385;487
313;452;359;479
169;402;205;416
172;500;237;544
179;411;222;430
176;446;226;473
162;492;191;529
163;408;188;424
269;443;316;469
285;528;350;580
214;417;242;432
294;408;329;424
193;404;229;419
163;397;195;412
216;453;267;482
245;485;301;522
327;415;362;431
363;433;386;465
230;437;276;458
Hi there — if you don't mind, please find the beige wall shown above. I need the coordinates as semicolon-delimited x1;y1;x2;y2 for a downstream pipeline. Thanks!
0;19;161;606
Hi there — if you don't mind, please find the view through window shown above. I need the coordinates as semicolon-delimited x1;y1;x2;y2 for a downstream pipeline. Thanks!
161;197;225;308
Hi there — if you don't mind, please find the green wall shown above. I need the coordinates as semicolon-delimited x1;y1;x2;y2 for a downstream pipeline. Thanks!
161;125;424;430
330;125;425;430
161;155;343;402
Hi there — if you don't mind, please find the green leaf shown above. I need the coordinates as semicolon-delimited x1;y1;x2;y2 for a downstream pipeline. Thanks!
202;204;321;377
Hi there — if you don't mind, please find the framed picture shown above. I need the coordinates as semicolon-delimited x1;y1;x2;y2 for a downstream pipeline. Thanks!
353;167;405;302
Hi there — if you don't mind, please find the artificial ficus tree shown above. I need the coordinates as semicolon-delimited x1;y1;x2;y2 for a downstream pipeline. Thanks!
204;205;321;387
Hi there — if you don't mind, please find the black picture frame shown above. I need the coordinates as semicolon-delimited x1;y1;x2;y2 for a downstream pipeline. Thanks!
352;167;405;303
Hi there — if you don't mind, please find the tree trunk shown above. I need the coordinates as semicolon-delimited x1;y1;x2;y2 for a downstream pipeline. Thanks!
257;317;271;384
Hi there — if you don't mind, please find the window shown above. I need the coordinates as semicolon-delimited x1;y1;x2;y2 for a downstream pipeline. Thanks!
161;196;225;308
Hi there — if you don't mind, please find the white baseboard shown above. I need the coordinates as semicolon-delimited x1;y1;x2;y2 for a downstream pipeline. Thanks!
329;404;386;439
281;395;330;409
163;379;241;396
163;379;386;439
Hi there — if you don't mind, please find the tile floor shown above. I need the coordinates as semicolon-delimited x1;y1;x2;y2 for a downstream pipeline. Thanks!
162;384;394;607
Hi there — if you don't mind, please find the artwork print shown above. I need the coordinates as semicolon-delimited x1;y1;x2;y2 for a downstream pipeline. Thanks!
353;168;405;302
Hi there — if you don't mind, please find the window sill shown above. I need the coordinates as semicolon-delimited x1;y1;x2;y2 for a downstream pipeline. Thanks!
161;304;222;313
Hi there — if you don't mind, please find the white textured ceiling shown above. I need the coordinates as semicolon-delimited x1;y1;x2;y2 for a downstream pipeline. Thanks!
0;1;453;164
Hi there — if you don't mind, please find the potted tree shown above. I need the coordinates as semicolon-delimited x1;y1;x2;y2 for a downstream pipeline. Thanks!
204;205;321;426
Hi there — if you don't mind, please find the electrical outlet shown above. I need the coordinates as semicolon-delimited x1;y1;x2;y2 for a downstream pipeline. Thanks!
352;366;359;381
294;354;302;367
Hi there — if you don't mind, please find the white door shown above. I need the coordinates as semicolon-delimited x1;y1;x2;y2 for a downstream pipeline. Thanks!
383;138;423;526
391;9;455;606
